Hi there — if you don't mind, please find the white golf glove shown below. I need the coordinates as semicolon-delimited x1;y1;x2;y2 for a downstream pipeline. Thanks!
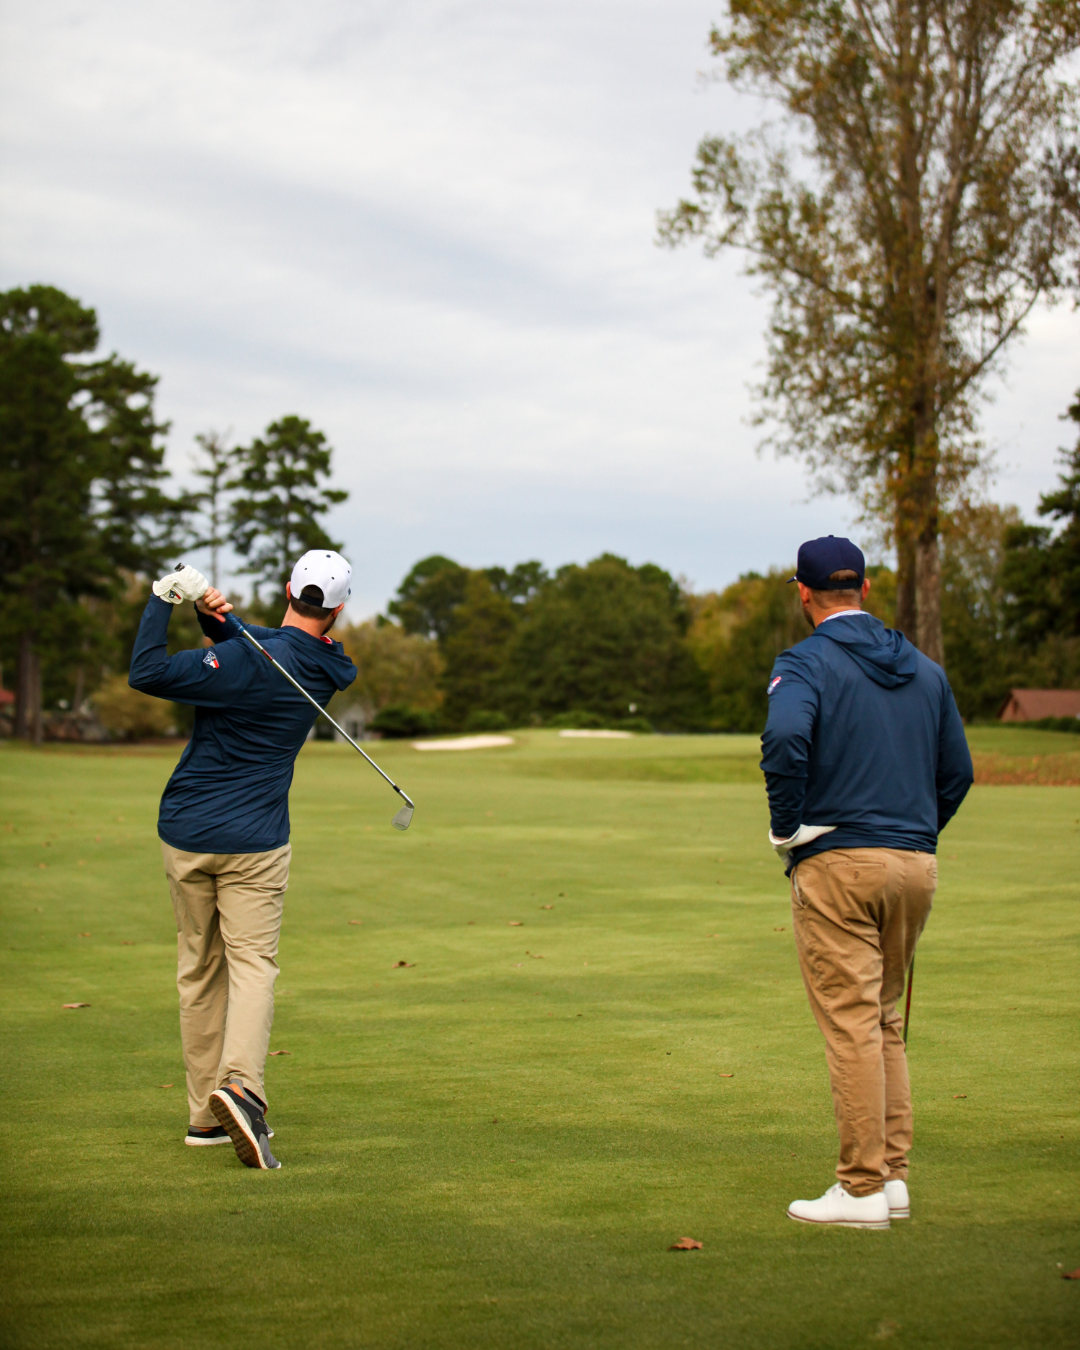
152;565;209;605
769;823;837;862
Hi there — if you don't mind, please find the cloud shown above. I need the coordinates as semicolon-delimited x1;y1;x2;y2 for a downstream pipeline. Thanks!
2;0;1077;616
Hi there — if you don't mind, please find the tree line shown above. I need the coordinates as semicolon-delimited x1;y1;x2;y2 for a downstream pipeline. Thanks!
3;279;1079;743
329;427;1080;737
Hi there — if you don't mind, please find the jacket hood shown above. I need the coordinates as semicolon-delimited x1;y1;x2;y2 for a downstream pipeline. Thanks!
814;613;917;688
278;627;357;692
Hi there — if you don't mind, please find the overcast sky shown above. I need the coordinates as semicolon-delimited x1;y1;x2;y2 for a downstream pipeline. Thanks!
3;1;1079;618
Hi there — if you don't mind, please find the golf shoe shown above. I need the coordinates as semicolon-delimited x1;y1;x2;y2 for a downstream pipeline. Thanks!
787;1183;890;1229
210;1082;280;1169
884;1178;910;1218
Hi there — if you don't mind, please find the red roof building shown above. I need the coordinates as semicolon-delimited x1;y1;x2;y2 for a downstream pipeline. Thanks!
998;689;1080;722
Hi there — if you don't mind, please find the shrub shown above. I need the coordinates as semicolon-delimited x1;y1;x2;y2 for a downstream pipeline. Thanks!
464;710;510;732
547;709;606;730
371;704;440;739
93;676;177;740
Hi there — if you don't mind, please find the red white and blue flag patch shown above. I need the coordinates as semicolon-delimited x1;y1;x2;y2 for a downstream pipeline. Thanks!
203;650;220;669
767;675;782;695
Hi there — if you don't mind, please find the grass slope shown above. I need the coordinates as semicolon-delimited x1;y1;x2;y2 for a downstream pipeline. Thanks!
0;730;1077;1349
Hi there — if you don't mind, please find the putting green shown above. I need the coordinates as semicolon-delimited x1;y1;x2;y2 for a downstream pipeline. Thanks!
0;730;1077;1349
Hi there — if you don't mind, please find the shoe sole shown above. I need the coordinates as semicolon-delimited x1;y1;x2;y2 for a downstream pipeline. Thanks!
210;1091;277;1169
888;1208;910;1219
787;1211;890;1230
184;1134;232;1147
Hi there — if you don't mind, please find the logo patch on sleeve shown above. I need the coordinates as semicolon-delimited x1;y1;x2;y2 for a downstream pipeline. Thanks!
203;650;220;669
767;675;782;695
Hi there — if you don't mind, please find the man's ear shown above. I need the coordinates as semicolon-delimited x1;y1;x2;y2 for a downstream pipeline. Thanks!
285;582;293;600
861;577;872;601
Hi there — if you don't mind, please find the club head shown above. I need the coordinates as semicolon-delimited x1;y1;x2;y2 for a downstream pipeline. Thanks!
392;803;415;831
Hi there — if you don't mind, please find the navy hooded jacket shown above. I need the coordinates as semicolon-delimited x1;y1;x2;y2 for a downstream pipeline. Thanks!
129;597;357;854
759;612;973;872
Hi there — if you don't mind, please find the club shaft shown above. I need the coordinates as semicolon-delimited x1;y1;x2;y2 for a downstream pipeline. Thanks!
232;621;414;808
902;955;915;1045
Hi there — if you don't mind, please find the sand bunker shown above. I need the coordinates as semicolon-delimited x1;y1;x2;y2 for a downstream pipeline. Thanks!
413;735;515;751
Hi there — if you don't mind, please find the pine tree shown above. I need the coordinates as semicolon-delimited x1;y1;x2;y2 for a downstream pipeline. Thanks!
227;416;347;611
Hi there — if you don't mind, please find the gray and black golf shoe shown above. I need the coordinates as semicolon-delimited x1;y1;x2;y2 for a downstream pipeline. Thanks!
209;1082;280;1169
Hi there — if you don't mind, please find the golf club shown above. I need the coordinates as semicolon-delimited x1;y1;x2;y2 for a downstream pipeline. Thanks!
902;955;915;1044
222;611;415;830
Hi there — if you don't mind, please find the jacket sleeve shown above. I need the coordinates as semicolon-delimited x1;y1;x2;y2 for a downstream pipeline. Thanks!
129;596;263;708
759;654;819;838
936;680;974;832
196;606;277;645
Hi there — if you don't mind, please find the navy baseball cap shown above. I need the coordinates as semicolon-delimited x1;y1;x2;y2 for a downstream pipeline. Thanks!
790;535;865;589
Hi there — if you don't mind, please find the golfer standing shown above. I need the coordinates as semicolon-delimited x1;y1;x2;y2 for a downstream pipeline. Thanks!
129;551;357;1169
761;536;973;1228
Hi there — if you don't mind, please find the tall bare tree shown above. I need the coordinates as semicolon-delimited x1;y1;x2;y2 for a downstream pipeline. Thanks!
660;0;1080;662
191;430;233;589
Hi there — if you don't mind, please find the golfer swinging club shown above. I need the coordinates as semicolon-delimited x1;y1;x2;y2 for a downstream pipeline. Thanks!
761;536;973;1228
129;551;357;1169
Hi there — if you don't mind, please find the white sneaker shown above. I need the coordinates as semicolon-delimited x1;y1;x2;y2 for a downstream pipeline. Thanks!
884;1178;910;1218
787;1183;890;1229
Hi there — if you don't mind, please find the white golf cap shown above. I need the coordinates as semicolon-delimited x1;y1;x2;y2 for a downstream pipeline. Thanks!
290;550;352;608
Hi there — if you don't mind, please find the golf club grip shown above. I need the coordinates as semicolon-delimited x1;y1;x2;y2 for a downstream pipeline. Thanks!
222;614;414;808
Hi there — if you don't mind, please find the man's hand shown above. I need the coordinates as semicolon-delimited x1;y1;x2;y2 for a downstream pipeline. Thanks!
195;587;234;624
153;565;209;605
769;823;837;862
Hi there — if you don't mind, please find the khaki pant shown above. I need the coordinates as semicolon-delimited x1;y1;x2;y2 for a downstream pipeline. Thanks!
160;841;291;1128
791;847;936;1196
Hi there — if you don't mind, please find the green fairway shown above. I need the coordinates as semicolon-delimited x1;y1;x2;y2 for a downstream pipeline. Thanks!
1;730;1077;1349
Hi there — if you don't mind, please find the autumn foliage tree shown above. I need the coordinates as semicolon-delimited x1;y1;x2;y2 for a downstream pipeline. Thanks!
661;0;1080;664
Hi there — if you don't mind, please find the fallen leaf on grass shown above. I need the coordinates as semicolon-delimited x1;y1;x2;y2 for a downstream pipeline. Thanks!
38;863;47;870
513;963;523;968
668;1238;702;1251
348;920;362;925
392;961;416;968
774;926;786;932
540;904;553;910
122;941;135;946
526;951;544;959
77;860;86;866
62;1002;90;1009
720;1073;735;1078
509;921;523;926
953;1094;967;1099
707;933;721;938
79;932;90;937
1063;1268;1080;1280
269;1050;291;1056
158;1083;173;1089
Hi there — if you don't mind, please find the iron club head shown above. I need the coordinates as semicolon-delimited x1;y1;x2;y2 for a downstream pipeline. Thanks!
392;802;415;831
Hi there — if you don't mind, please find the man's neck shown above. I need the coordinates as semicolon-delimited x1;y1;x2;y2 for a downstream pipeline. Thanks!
816;606;867;625
280;610;332;639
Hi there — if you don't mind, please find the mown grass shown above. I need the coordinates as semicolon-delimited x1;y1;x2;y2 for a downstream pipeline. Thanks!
0;729;1077;1349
